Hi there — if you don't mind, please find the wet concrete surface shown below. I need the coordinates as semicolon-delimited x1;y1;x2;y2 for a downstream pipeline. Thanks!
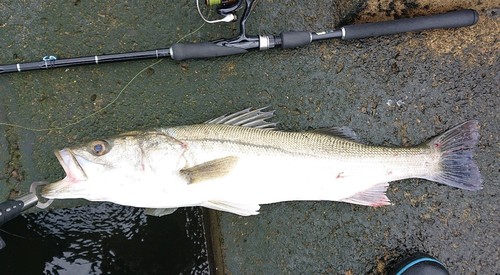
0;0;498;274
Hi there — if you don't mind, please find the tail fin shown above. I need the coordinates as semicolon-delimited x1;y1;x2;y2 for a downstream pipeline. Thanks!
427;120;483;191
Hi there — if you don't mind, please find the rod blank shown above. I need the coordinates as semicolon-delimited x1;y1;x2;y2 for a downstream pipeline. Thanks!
0;49;170;74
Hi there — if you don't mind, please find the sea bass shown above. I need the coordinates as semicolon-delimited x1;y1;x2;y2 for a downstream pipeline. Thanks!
41;108;482;216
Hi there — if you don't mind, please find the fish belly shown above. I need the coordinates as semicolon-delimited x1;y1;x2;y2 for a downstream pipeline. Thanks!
183;149;432;206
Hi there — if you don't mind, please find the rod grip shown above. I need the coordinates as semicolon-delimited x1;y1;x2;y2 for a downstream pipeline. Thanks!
170;42;249;61
342;9;479;40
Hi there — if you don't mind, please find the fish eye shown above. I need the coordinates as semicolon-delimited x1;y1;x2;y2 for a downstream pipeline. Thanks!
89;140;111;156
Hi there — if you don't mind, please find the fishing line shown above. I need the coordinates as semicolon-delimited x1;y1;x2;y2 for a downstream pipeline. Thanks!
0;228;29;240
0;61;161;132
0;22;208;132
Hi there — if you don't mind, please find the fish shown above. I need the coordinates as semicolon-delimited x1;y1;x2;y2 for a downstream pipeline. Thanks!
41;107;482;216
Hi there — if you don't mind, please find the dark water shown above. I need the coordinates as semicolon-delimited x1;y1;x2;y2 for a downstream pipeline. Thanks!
0;203;209;274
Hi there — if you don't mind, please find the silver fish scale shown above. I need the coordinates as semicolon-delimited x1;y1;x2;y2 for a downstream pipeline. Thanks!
163;124;429;162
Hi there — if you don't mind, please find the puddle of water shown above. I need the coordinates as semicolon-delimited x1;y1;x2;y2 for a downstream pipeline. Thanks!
0;203;210;274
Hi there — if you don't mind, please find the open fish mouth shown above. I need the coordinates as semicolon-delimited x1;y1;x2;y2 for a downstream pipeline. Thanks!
40;149;88;199
55;149;88;182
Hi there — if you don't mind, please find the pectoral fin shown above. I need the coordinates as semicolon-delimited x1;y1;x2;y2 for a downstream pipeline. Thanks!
203;200;260;216
144;208;178;217
180;156;238;184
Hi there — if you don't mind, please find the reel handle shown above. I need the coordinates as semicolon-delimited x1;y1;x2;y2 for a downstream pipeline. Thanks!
341;9;479;40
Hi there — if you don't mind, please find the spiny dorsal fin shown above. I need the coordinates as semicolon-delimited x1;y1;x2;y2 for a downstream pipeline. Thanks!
205;107;277;129
310;126;362;142
180;156;238;184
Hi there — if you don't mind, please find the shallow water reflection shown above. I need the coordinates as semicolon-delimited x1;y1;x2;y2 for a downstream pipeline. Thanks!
0;203;209;274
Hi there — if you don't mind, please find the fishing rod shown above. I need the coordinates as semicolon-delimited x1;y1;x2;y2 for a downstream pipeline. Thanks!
0;0;479;74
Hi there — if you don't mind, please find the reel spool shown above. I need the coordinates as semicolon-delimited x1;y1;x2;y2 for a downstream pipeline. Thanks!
205;0;239;6
197;0;243;23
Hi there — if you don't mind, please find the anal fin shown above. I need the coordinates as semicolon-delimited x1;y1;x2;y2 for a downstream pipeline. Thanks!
340;182;391;207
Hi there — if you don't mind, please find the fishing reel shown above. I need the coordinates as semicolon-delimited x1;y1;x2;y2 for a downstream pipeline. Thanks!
195;0;259;50
196;0;246;24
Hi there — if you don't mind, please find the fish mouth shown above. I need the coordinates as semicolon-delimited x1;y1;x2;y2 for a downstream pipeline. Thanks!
40;149;88;199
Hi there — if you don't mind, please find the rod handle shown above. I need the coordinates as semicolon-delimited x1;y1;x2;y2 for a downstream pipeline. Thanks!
342;9;479;40
0;200;24;226
170;42;249;61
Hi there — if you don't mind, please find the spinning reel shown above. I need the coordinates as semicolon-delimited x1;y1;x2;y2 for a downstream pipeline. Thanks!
193;0;264;55
197;0;246;24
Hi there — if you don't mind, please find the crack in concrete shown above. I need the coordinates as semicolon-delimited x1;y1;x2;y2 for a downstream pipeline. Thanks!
0;88;24;197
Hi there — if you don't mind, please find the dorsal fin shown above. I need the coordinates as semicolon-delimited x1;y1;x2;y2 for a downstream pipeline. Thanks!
205;107;277;129
310;126;361;142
